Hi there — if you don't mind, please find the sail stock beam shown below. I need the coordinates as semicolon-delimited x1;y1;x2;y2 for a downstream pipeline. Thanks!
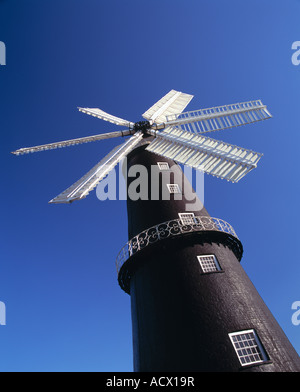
11;130;133;156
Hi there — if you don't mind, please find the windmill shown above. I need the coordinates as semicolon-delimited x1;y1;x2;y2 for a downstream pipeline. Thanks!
12;90;300;372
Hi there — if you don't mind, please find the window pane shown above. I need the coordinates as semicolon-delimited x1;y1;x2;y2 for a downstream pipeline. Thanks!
197;255;221;273
178;213;195;225
229;330;268;366
167;184;181;194
157;162;169;170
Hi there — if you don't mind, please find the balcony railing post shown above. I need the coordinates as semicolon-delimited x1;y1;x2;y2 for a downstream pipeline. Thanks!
156;225;160;241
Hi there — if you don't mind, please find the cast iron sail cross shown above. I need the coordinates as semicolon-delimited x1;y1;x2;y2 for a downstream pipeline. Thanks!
12;89;272;203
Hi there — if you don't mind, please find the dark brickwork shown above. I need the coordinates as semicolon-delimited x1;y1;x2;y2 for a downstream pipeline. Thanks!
123;145;300;372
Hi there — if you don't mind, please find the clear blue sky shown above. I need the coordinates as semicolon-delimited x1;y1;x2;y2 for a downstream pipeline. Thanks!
0;0;299;371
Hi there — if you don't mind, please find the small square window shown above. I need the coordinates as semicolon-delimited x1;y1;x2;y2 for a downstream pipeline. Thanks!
197;254;221;273
229;329;268;366
157;162;169;170
167;184;181;194
178;213;195;225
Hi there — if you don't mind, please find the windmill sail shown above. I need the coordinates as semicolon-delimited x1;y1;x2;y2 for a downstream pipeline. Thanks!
142;89;194;124
78;107;134;128
147;127;262;182
49;132;143;204
11;130;133;156
12;90;272;201
162;100;271;134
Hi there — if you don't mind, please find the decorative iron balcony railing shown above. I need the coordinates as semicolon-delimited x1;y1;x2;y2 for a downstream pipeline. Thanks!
116;216;239;275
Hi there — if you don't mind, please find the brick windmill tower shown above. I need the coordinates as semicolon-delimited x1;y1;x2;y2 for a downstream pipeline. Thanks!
12;90;300;371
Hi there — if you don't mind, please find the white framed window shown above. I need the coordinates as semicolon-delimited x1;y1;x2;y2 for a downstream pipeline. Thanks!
229;329;268;367
178;213;195;225
197;254;221;273
157;162;170;170
167;183;181;194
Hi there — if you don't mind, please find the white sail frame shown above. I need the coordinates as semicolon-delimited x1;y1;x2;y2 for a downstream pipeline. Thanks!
147;127;262;182
49;132;143;204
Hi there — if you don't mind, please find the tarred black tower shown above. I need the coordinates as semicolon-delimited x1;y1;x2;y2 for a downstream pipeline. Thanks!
117;145;300;372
